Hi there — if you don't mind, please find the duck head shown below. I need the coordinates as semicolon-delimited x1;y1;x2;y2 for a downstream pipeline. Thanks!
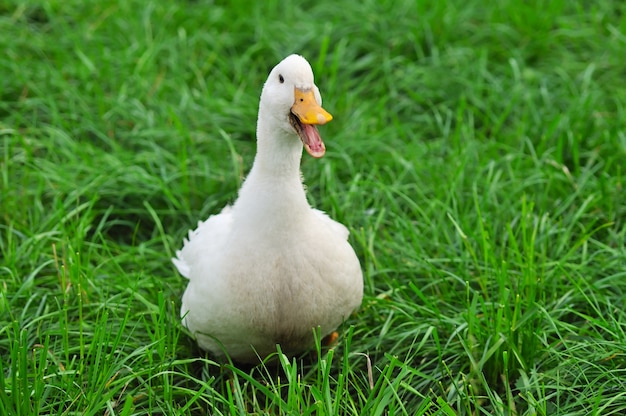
260;54;333;158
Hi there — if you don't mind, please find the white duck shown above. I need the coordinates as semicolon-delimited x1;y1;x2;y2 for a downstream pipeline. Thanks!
173;54;363;363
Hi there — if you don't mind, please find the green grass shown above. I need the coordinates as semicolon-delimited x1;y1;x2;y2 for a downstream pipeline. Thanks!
1;0;626;414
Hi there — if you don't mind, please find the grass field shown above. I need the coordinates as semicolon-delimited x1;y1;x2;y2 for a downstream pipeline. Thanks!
2;0;626;414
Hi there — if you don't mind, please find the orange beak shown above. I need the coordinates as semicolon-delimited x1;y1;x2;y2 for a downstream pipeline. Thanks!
290;88;333;125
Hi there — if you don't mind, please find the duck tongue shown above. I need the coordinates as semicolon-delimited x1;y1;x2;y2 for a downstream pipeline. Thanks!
302;123;326;158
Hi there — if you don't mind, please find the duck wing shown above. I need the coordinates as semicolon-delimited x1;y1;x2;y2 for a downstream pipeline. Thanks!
311;208;350;241
172;206;233;279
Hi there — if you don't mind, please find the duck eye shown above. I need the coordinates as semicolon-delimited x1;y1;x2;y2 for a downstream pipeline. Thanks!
278;74;284;83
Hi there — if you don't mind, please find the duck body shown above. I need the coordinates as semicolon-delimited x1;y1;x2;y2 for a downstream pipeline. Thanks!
174;55;363;363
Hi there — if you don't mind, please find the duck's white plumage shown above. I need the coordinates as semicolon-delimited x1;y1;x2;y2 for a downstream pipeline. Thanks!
173;54;363;363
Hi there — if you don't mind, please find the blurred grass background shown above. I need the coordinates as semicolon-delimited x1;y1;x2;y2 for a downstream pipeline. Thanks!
1;0;625;414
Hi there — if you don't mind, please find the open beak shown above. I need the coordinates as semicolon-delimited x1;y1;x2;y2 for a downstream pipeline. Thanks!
289;88;333;158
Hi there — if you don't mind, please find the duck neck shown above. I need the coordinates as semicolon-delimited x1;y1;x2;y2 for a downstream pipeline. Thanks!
251;113;304;179
234;112;310;215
